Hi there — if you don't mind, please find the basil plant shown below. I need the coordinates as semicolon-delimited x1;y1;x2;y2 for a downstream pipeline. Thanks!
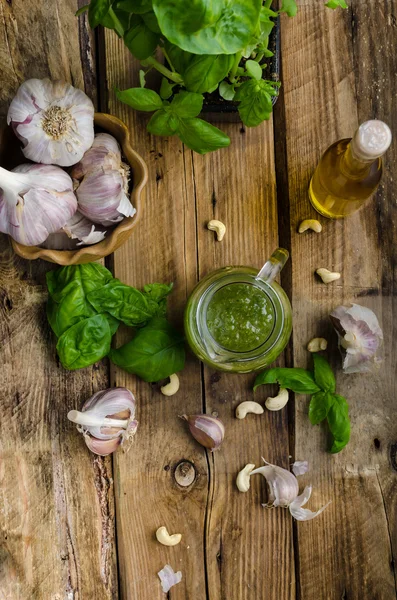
80;0;348;154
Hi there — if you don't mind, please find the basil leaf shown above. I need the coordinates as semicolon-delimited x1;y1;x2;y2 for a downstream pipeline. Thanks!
235;79;274;127
57;314;112;370
219;81;235;100
245;59;262;80
88;0;111;28
147;110;179;136
76;5;89;17
143;283;173;317
153;0;262;55
102;6;128;36
183;55;234;93
46;264;114;337
280;0;298;16
327;394;350;453
124;15;159;60
109;317;185;382
309;391;334;425
87;280;162;327
160;78;175;99
116;87;163;111
116;0;152;14
254;368;321;394
313;353;336;393
141;11;161;33
170;91;203;118
164;42;193;74
176;118;230;154
325;0;348;8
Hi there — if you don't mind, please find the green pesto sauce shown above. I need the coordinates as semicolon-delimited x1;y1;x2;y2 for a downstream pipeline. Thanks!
206;283;275;353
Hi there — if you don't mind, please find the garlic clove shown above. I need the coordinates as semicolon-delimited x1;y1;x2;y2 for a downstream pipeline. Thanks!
8;79;95;167
330;303;383;373
181;414;225;451
251;459;299;508
289;485;331;521
71;133;122;181
0;164;77;246
83;434;122;457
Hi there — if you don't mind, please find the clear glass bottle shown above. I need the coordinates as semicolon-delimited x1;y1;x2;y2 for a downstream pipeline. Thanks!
309;120;392;218
184;249;292;373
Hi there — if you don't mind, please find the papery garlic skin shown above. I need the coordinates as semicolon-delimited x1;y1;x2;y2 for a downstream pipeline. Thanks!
41;211;107;249
251;460;299;508
0;163;77;245
72;133;135;225
292;460;309;477
7;79;94;167
330;304;383;373
289;485;331;522
68;388;138;456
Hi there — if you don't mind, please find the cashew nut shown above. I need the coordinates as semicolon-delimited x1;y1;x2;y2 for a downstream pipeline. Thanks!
235;401;264;420
207;220;226;241
316;268;341;284
161;373;180;396
298;219;322;233
307;337;328;352
236;464;255;493
265;388;289;411
155;526;182;547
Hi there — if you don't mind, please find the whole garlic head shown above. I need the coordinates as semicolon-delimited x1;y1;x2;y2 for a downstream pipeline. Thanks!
7;79;95;167
0;163;77;246
72;133;135;226
330;303;383;373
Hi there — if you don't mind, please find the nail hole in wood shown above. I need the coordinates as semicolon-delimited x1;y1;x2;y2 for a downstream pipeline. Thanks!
390;443;397;472
174;460;196;488
374;438;381;449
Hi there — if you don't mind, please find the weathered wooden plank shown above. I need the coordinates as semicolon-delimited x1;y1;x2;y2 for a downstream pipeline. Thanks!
0;2;118;598
103;31;209;599
279;1;397;597
192;121;295;599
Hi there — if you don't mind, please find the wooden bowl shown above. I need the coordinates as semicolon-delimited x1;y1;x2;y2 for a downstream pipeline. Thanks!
11;113;148;265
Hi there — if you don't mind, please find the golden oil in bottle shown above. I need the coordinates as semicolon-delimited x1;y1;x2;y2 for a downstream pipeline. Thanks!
309;120;392;218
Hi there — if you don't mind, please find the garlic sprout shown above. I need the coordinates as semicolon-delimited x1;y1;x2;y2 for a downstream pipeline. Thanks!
0;163;77;246
330;304;383;373
250;459;329;521
7;78;94;167
72;133;135;226
68;387;138;456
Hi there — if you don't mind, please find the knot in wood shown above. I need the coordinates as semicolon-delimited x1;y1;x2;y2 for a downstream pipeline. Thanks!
174;461;196;488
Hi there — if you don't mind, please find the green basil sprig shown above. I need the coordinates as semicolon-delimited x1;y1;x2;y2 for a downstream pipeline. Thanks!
254;354;351;454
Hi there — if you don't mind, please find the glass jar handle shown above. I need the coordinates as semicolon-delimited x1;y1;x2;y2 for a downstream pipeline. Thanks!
256;248;289;285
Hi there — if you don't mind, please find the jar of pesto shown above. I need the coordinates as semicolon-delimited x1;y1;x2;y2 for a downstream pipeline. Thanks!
184;249;292;373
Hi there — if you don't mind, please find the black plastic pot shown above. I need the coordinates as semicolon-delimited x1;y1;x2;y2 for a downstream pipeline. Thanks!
201;17;280;123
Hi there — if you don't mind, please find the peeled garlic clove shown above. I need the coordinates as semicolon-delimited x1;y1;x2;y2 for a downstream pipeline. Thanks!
7;78;94;167
0;164;77;246
75;168;135;226
181;414;225;451
330;303;383;373
251;458;299;508
68;388;138;456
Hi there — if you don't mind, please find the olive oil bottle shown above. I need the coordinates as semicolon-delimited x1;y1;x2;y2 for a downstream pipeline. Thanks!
309;120;392;218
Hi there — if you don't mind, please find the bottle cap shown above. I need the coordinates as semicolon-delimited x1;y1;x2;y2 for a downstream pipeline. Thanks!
352;120;392;161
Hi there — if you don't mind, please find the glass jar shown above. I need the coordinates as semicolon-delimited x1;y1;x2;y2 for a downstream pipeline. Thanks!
184;249;292;373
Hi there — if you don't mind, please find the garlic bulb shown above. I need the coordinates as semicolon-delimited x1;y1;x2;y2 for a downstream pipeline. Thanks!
72;133;135;225
7;78;94;167
250;459;329;521
68;387;138;456
181;414;225;451
0;163;77;246
330;304;383;373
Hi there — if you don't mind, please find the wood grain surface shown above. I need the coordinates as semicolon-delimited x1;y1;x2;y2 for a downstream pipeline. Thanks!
0;0;396;599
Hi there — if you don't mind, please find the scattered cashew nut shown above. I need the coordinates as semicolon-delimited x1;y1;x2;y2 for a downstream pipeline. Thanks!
161;373;180;396
265;388;289;411
307;337;328;352
156;526;182;547
298;219;322;233
235;401;264;420
316;268;341;284
236;464;256;493
207;220;226;241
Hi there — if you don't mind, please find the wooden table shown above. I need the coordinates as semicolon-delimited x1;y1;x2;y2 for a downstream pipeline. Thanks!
1;1;396;598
